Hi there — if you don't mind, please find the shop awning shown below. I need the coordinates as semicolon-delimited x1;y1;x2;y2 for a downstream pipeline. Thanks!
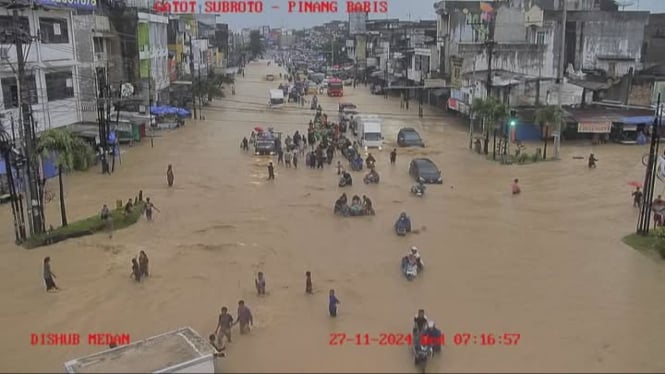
621;116;654;125
370;70;384;77
431;88;449;97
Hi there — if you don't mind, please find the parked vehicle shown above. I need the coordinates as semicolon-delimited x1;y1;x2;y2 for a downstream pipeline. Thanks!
409;158;443;184
397;128;425;147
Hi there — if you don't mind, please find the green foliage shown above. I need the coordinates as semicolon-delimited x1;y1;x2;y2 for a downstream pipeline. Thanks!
37;129;95;171
249;30;264;58
517;153;530;164
193;72;234;101
318;38;348;65
534;105;564;134
471;97;509;131
22;202;145;249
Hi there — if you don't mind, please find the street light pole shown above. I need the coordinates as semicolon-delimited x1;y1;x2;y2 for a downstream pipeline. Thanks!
418;76;424;118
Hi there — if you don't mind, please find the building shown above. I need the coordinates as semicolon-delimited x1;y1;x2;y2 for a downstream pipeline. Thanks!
433;0;650;114
109;2;169;106
0;5;84;137
73;13;125;123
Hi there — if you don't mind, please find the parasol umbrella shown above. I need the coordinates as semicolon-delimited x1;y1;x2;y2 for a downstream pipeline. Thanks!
628;181;642;188
254;126;264;132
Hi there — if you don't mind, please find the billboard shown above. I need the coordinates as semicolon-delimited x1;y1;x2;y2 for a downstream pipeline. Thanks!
348;12;367;35
36;0;97;10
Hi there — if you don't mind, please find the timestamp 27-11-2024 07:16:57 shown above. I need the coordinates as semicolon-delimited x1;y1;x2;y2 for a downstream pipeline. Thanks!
329;333;522;347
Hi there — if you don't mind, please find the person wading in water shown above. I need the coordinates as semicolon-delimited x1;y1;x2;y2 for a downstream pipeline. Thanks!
43;257;59;292
145;198;160;221
167;165;174;187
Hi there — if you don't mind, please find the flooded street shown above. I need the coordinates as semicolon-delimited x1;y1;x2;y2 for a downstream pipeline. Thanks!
2;61;665;372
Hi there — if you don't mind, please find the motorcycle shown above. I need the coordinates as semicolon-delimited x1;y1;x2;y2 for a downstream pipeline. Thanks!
412;333;433;372
339;174;352;187
401;256;421;281
363;172;380;184
394;219;412;236
411;184;426;197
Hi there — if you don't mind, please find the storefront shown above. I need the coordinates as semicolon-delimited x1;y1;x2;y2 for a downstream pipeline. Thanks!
447;89;469;115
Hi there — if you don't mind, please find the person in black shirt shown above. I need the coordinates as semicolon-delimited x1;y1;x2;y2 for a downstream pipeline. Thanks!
632;187;643;208
413;309;428;334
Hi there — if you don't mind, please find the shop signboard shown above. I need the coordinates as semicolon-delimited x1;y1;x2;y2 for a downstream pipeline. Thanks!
577;122;611;133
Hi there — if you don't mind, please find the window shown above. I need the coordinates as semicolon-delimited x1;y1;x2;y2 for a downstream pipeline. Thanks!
93;37;105;53
0;16;29;44
1;76;38;109
45;71;74;101
39;17;69;44
536;32;546;45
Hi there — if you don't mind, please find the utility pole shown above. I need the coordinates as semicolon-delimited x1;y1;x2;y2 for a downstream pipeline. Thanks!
637;94;662;234
198;50;203;117
12;5;44;235
189;34;197;120
418;76;424;118
554;0;567;160
486;15;496;158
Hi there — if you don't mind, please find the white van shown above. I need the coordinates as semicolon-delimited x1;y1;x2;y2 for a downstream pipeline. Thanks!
269;89;284;107
355;116;383;150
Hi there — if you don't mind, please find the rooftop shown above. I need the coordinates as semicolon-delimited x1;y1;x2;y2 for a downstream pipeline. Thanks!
64;327;214;373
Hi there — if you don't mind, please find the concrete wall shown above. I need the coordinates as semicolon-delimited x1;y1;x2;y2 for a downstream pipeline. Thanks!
643;14;665;68
567;11;649;73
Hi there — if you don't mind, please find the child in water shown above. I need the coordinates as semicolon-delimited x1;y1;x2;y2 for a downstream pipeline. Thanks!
131;258;141;282
328;289;340;317
255;272;266;295
512;179;521;195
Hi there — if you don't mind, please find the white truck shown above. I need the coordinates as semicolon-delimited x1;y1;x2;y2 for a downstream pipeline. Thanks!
354;115;384;151
269;89;284;107
64;327;217;373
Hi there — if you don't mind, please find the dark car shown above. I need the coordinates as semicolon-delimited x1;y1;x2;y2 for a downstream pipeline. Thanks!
409;158;443;184
397;128;424;147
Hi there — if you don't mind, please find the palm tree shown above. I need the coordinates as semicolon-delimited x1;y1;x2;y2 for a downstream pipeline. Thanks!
193;72;234;101
534;105;564;160
37;129;95;226
472;97;509;156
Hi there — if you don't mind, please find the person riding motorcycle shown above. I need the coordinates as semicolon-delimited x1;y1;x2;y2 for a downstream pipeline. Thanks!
334;193;349;215
351;155;363;171
395;212;412;233
364;168;380;183
339;171;353;187
413;309;429;335
408;247;424;270
412;181;426;195
365;153;376;168
425;321;442;353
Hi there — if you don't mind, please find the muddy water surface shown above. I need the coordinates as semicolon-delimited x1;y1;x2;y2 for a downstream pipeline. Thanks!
1;61;665;373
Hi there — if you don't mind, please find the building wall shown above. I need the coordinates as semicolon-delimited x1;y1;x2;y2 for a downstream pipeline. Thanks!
567;11;649;74
643;14;665;69
0;8;80;136
137;12;169;103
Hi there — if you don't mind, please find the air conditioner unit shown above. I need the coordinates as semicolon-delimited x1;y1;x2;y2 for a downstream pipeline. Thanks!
0;47;9;59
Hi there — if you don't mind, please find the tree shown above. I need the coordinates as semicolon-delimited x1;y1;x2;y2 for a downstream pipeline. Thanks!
248;30;264;59
471;97;509;155
193;72;234;101
37;129;95;227
318;38;348;65
534;105;564;160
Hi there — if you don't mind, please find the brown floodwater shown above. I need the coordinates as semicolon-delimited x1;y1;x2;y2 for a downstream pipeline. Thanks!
1;61;665;373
